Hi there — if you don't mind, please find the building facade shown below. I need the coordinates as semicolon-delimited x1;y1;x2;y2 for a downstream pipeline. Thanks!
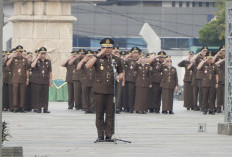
72;0;218;50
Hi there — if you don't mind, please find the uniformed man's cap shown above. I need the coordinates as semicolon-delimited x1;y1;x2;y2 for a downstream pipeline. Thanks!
146;53;151;58
206;51;214;59
189;51;194;55
23;50;27;54
78;49;86;54
71;50;78;55
120;51;127;56
130;47;141;53
165;55;172;61
12;48;17;53
38;47;47;54
16;45;24;52
27;52;33;56
151;52;156;55
34;50;39;54
93;51;98;55
6;51;11;55
100;38;114;48
85;50;93;56
114;46;119;51
158;51;167;57
201;46;208;51
219;45;225;51
2;51;7;55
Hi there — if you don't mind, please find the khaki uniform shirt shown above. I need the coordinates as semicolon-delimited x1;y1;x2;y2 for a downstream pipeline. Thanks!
65;62;76;83
92;55;123;94
150;60;163;83
11;56;29;84
72;59;82;81
3;59;13;84
178;60;193;82
125;59;137;83
135;63;152;88
32;58;52;85
81;62;95;87
160;65;178;89
201;63;217;88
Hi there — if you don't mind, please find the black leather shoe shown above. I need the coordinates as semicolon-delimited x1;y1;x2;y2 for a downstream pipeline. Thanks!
68;106;73;110
34;109;41;113
203;111;207;115
129;110;134;113
154;109;160;113
44;110;50;113
216;109;222;113
94;137;104;143
116;110;121;114
19;108;25;113
149;109;154;113
85;111;90;114
187;108;190;110
208;111;215;115
169;111;175;114
105;137;114;142
13;108;19;113
162;111;168;114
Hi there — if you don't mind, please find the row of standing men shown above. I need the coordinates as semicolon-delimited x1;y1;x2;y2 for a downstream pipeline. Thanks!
61;46;179;115
179;46;225;115
2;46;52;113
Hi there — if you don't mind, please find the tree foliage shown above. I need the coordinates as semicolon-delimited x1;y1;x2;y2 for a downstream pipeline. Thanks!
198;0;231;46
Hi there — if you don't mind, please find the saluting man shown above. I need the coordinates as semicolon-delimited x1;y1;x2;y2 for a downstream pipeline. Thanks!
7;45;29;113
178;51;194;110
85;38;124;142
160;56;178;114
31;47;52;113
77;50;96;114
61;50;78;109
197;51;217;115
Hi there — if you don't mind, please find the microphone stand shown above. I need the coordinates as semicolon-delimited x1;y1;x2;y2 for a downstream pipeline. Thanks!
110;54;131;144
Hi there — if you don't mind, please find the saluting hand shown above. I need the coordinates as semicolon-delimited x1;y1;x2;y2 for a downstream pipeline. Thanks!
98;48;106;57
122;81;125;87
82;56;88;62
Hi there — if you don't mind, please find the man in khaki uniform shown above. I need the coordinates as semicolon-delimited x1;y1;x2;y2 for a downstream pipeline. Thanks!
197;51;217;115
160;56;178;114
118;50;128;113
61;50;78;109
85;38;124;142
178;51;194;110
149;51;166;113
190;46;208;111
7;45;29;113
25;52;33;111
123;47;141;113
213;46;225;113
77;50;96;113
30;50;39;111
69;49;85;110
31;47;52;113
2;51;12;111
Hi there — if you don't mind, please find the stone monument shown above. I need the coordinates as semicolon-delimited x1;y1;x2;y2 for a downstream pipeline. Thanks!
8;0;78;80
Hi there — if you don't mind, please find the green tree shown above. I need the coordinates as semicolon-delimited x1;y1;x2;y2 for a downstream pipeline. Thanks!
198;0;231;46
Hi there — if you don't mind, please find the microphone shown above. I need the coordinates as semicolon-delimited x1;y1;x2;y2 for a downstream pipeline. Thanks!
110;53;119;82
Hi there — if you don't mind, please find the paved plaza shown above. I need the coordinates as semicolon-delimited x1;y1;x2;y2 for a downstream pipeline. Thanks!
2;101;232;157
